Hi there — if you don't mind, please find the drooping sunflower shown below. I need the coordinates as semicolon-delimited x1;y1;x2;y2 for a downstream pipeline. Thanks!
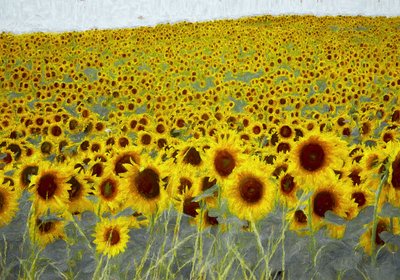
93;217;130;258
277;171;300;208
29;215;66;248
223;157;276;222
173;138;207;168
359;146;388;190
348;182;375;218
29;161;72;215
121;153;170;216
0;182;20;227
286;208;309;235
169;165;203;218
359;217;399;255
66;168;94;215
288;132;348;188
15;157;39;191
109;145;142;176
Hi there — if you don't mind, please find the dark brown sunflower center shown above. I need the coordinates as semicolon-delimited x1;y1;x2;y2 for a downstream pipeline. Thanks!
352;192;366;207
21;165;39;187
277;142;291;153
91;163;104;177
239;176;263;203
280;125;293;138
201;176;217;191
313;191;335;218
391;156;400;189
178;178;192;194
206;212;219;225
294;210;307;224
37;219;54;233
349;170;361;186
105;228;120;245
183;147;202;166
115;153;138;175
183;197;200;217
67;176;82;200
135;168;160;199
280;174;295;194
375;221;387;246
300;143;325;171
100;179;117;199
37;173;58;200
214;150;236;177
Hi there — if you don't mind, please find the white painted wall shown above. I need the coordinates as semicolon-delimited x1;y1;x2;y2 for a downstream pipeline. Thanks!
1;0;400;34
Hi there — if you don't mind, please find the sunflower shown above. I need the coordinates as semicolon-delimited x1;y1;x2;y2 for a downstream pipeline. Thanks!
386;141;400;207
15;159;39;190
190;209;225;231
204;130;246;184
288;132;348;188
359;146;388;190
169;166;203;218
277;171;300;208
0;182;20;227
29;161;72;215
286;208;309;235
348;182;375;218
109;145;142;176
93;217;130;257
309;173;356;231
173;138;207;168
223;157;276;222
94;167;128;214
359;217;399;255
167;164;201;198
66;168;94;215
29;215;66;248
121;153;170;216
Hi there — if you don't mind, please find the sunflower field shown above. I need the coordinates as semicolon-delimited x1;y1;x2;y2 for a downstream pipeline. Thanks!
1;15;400;279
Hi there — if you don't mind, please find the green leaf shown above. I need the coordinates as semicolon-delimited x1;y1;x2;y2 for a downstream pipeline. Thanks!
324;211;346;225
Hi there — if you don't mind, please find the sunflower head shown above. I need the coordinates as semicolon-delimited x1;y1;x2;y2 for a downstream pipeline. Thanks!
289;133;347;188
29;161;72;215
93;217;130;257
224;158;276;222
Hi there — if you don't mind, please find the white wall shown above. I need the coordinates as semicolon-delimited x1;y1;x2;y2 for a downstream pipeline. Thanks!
1;0;400;34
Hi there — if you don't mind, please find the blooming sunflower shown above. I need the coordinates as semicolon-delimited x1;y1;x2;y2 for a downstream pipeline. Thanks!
0;182;20;227
309;173;356;231
121;153;170;216
223;157;276;222
288;132;348;188
29;215;66;248
93;217;130;258
386;141;400;207
28;161;72;215
204;130;246;185
93;167;128;214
